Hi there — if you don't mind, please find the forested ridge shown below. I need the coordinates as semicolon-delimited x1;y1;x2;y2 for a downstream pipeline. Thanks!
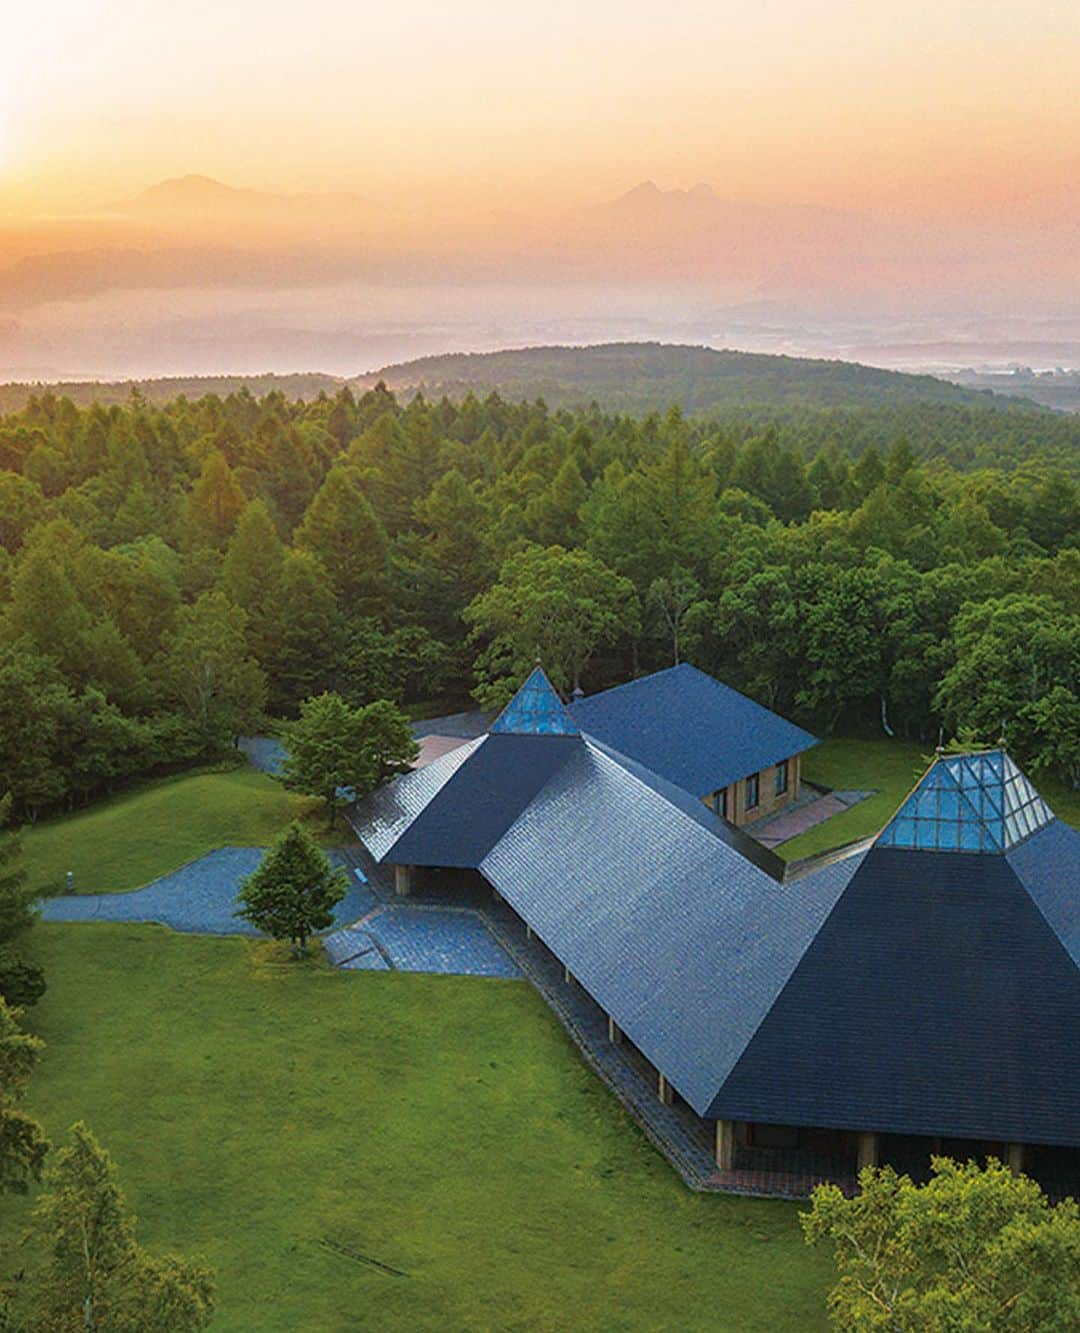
365;341;1051;413
0;376;1077;820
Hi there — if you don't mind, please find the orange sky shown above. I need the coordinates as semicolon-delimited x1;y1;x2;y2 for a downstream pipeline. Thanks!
3;0;1079;223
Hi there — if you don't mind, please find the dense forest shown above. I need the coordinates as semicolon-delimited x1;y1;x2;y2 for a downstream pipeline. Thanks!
0;374;1077;820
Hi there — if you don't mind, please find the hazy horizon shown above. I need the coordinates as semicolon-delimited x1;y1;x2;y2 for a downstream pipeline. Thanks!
3;1;1079;380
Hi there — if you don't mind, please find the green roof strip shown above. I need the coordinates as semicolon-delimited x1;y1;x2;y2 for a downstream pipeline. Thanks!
877;749;1054;854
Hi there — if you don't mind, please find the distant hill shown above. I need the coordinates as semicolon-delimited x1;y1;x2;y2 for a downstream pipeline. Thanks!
0;343;1055;421
0;372;343;413
355;343;1043;415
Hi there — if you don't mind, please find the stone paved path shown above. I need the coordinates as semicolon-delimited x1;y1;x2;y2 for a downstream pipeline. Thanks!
40;847;368;935
322;897;519;978
41;843;519;978
754;787;875;848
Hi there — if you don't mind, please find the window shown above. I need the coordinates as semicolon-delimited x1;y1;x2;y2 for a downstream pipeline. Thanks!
775;760;789;797
745;773;759;810
710;788;730;819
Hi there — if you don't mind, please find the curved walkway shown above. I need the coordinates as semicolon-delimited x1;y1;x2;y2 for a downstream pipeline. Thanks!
40;845;519;979
40;847;370;935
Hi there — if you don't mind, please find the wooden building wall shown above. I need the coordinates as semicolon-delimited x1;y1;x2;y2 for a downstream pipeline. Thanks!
702;754;801;828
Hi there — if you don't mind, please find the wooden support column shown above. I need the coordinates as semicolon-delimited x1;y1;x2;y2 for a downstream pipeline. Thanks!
857;1131;879;1171
607;1017;622;1045
657;1073;674;1105
393;864;411;897
1007;1143;1025;1174
525;924;533;940
563;965;572;985
715;1120;734;1171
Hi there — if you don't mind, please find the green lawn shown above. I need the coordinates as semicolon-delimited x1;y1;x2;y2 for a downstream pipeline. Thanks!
1;927;830;1332
779;738;1080;861
21;767;325;897
778;738;928;861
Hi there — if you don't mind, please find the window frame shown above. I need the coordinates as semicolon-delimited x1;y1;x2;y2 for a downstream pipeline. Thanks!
745;772;760;810
774;760;789;797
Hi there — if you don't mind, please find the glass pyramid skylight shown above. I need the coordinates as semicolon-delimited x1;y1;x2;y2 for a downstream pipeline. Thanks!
877;750;1054;854
490;667;580;737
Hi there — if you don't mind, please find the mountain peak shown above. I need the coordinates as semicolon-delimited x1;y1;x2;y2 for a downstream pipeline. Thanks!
623;180;663;199
138;174;245;202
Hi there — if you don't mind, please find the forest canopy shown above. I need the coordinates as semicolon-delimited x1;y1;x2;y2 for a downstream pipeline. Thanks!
0;370;1076;819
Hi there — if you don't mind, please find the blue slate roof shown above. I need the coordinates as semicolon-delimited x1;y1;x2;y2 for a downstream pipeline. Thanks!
713;833;1080;1145
353;719;1080;1146
1007;818;1080;968
480;738;852;1114
569;663;818;797
357;736;485;862
586;735;785;881
352;733;581;868
705;755;1080;1143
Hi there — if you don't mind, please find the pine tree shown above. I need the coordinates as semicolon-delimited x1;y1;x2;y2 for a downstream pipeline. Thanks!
220;499;285;668
294;465;388;613
0;796;35;945
270;551;344;714
236;822;347;956
186;450;246;547
0;995;48;1196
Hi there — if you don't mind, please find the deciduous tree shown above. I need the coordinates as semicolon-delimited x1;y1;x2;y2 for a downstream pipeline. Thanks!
465;544;640;704
162;591;267;754
28;1122;215;1330
281;692;417;827
803;1157;1080;1330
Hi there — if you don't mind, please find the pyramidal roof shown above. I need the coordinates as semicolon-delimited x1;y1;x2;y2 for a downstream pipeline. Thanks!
877;749;1054;854
490;667;580;737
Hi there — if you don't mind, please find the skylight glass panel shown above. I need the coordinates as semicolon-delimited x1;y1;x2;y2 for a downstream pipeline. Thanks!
878;750;1053;854
490;667;580;737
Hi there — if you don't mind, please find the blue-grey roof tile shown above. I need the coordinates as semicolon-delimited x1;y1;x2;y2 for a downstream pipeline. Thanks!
713;840;1080;1145
350;736;484;861
360;733;582;868
1008;818;1080;968
569;663;818;797
480;739;850;1115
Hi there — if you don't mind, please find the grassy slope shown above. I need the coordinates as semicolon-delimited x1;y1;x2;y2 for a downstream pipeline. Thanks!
1;927;830;1332
21;767;324;896
780;738;1080;861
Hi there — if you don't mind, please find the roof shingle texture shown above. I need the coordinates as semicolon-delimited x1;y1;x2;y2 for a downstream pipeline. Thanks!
568;663;818;797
